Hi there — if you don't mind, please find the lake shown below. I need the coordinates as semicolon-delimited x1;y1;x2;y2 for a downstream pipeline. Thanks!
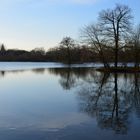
0;62;140;140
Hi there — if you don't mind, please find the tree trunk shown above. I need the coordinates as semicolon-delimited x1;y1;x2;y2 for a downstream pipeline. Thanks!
115;48;118;68
99;51;110;68
134;47;139;68
67;47;71;65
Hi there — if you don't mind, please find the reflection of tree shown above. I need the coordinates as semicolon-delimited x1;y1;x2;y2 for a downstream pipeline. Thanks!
49;68;75;90
59;70;76;90
0;69;46;78
111;73;119;124
0;71;5;77
77;71;140;134
132;73;140;118
48;68;95;90
32;68;45;74
77;72;111;117
48;68;140;134
98;73;130;134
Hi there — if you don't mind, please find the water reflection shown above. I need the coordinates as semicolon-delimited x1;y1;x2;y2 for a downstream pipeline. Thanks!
32;68;45;74
49;68;99;90
78;72;140;134
0;67;140;139
49;68;94;90
49;68;140;134
0;68;47;78
0;71;5;77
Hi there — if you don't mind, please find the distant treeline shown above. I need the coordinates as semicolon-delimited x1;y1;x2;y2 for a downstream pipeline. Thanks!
0;40;139;64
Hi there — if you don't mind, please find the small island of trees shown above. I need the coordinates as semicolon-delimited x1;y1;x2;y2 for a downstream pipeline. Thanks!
0;4;140;72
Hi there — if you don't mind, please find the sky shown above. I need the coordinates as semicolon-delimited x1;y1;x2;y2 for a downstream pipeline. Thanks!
0;0;140;51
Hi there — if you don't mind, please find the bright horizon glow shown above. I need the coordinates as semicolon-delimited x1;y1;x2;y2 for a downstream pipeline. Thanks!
0;0;140;51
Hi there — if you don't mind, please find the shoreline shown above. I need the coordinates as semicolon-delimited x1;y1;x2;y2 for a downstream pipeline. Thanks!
97;67;140;73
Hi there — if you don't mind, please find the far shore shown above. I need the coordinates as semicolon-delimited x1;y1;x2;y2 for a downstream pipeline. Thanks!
0;62;140;73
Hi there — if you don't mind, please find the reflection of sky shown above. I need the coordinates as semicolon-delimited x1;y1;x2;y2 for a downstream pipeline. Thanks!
0;69;93;131
0;62;65;71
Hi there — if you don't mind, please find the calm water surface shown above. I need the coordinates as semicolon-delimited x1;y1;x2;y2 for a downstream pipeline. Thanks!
0;63;140;140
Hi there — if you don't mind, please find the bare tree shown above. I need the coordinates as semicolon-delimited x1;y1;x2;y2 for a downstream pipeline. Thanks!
31;47;46;55
60;37;75;64
99;4;133;68
0;44;6;55
81;23;110;68
133;24;140;67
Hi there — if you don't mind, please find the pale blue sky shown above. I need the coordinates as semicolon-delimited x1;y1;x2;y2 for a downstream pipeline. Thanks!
0;0;140;50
